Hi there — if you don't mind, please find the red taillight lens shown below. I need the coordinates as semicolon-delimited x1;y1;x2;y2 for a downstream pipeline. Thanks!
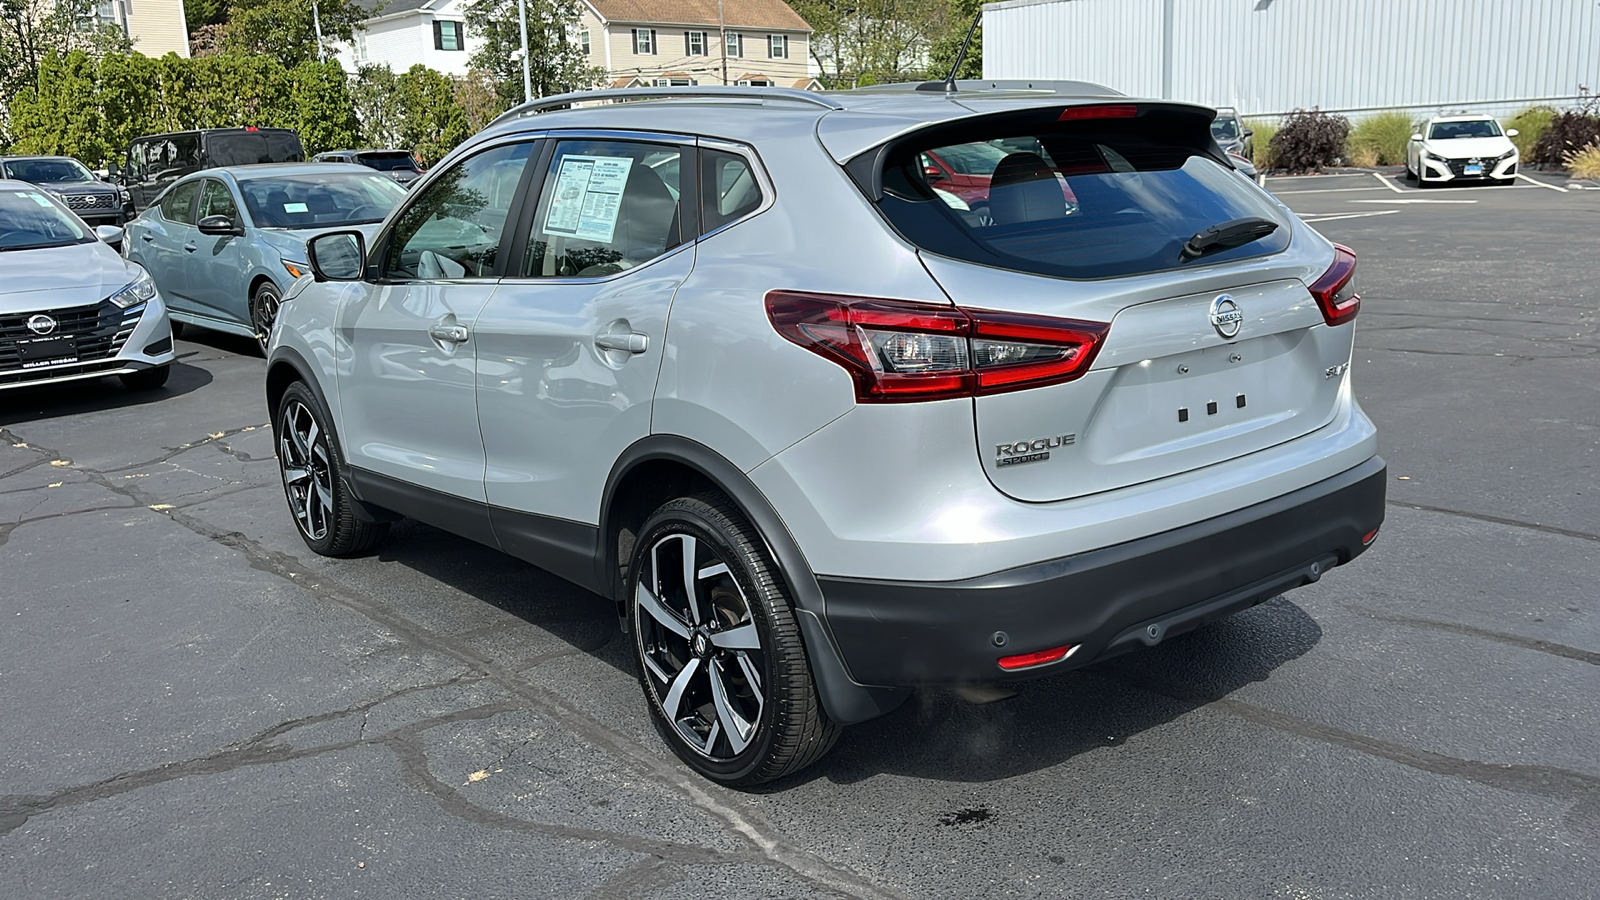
765;291;1108;403
1309;244;1360;327
1059;104;1138;121
998;644;1074;671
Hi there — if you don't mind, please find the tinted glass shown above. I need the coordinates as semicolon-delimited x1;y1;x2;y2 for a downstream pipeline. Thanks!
2;158;95;183
928;142;1008;176
355;151;420;172
523;140;685;277
145;134;202;180
1211;116;1241;141
197;179;238;220
1429;120;1502;140
206;131;306;167
160;180;200;225
0;189;91;251
385;141;533;280
700;148;760;233
239;172;405;228
876;120;1288;280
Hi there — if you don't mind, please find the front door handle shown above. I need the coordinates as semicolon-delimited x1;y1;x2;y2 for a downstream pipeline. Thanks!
595;332;648;354
140;233;155;242
183;242;197;253
429;323;469;343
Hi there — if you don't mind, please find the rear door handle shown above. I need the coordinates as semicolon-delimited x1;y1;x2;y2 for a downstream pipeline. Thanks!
595;332;648;354
429;323;469;343
140;234;155;242
183;242;197;252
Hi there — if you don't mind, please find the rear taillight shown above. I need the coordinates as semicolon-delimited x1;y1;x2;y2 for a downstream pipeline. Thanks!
765;291;1108;403
1308;244;1360;327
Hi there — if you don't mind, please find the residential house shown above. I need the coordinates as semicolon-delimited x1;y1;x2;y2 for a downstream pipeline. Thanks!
335;0;482;77
575;0;818;89
89;0;191;57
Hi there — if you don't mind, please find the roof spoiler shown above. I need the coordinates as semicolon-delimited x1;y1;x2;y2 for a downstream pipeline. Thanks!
490;86;845;127
848;79;1125;97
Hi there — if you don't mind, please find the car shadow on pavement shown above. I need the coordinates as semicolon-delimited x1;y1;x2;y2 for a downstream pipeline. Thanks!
784;596;1324;787
0;360;213;427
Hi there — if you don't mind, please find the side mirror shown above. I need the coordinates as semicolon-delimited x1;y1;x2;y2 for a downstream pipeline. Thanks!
1410;133;1424;142
1506;128;1519;137
923;165;948;181
308;231;366;282
1242;128;1253;138
197;214;244;236
94;225;124;251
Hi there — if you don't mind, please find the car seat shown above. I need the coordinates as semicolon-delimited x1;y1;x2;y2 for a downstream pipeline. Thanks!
987;152;1066;224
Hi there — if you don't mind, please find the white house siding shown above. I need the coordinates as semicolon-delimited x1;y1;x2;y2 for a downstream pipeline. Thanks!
125;0;191;58
335;0;482;77
983;0;1600;119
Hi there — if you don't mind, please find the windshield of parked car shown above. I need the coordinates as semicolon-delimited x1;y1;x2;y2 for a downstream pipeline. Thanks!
926;141;1010;176
1430;120;1503;139
207;131;306;167
876;110;1288;280
355;151;420;172
2;158;96;184
0;188;92;251
1210;116;1241;142
238;172;407;228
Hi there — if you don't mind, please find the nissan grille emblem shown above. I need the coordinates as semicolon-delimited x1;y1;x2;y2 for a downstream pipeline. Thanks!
1208;295;1243;339
26;314;58;336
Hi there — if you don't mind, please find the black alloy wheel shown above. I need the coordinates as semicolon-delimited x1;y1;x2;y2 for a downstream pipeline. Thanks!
629;495;839;786
251;281;282;357
274;381;388;556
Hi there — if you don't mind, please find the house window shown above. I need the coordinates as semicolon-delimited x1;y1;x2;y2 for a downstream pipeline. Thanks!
354;32;367;62
652;77;698;87
434;20;465;51
685;30;706;56
579;30;590;54
737;78;773;87
633;28;657;55
768;34;787;59
725;32;742;58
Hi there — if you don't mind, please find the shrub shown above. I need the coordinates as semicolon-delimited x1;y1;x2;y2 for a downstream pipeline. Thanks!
1348;111;1415;166
1531;110;1600;165
1566;142;1600;180
1270;109;1350;174
1506;106;1557;159
1244;119;1276;170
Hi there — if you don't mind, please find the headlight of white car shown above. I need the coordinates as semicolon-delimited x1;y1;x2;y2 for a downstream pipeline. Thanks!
108;269;157;309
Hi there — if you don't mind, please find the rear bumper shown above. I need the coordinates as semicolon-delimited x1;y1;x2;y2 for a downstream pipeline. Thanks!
816;455;1386;686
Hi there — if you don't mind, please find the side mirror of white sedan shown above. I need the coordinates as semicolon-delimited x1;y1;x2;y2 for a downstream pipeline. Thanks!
1506;128;1519;137
1410;133;1424;142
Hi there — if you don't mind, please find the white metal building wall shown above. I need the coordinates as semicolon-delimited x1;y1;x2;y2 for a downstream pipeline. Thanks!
983;0;1600;118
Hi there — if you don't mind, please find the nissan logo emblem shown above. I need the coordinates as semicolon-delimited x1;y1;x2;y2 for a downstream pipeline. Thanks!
26;314;58;336
1209;295;1243;339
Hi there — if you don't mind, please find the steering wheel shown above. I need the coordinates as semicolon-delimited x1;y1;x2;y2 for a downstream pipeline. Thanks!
0;231;31;247
347;204;385;221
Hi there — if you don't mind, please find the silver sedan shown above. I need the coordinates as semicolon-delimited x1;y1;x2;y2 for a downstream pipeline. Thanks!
124;164;406;354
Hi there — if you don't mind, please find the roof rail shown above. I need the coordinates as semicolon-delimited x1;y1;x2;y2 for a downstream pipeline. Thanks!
850;79;1125;97
490;86;846;126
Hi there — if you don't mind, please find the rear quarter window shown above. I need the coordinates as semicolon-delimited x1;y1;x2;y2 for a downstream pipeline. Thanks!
871;109;1288;280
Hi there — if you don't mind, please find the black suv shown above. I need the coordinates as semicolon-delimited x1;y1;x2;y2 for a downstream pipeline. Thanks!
311;149;423;186
0;156;131;225
114;128;305;211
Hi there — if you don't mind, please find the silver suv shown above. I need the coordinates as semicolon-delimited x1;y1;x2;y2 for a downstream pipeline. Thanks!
268;83;1385;786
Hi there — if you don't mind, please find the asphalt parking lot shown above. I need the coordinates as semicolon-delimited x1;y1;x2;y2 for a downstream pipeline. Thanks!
2;168;1597;899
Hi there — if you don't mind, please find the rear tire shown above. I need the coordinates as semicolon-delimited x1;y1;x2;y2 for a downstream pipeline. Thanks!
251;282;282;357
119;365;169;391
273;381;389;557
629;495;840;787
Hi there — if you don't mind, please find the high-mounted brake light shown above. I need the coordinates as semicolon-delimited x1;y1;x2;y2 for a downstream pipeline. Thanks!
1059;104;1138;121
244;126;259;132
1308;244;1360;327
765;291;1108;403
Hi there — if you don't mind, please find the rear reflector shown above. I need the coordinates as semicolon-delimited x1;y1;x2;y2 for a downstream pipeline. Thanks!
765;291;1108;403
997;644;1075;671
1059;104;1138;121
1362;527;1379;545
1308;244;1360;327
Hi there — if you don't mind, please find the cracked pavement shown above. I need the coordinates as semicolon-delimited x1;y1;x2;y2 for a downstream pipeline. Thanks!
2;182;1598;898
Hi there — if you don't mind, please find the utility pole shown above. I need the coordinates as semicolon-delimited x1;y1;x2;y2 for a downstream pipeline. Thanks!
312;0;326;63
718;0;728;85
517;0;533;102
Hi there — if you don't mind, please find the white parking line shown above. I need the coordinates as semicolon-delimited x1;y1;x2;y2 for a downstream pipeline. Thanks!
1351;198;1479;204
1273;185;1396;195
1373;172;1404;193
1301;210;1401;223
1517;173;1568;192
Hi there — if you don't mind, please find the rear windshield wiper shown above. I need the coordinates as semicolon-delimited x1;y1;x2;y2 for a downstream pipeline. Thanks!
1179;217;1279;262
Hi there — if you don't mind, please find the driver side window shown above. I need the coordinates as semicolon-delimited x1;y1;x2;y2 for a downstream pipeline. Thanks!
197;179;238;221
382;141;533;281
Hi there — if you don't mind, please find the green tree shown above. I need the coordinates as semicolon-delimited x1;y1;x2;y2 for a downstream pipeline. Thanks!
396;64;471;165
290;61;361;154
791;0;951;88
9;51;110;164
925;0;983;83
1;0;130;147
454;70;506;133
350;64;404;148
220;0;370;69
462;0;600;106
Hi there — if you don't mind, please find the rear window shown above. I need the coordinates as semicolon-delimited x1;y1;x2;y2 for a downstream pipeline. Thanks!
870;108;1288;280
206;131;305;167
355;152;419;172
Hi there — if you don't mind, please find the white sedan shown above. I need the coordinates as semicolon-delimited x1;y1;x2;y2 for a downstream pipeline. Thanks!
1406;115;1519;187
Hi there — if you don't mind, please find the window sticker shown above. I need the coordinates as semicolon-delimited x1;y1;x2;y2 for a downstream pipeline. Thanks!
544;155;634;244
23;192;54;208
284;202;308;213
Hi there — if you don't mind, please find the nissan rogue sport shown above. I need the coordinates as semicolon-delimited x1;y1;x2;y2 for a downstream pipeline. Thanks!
266;82;1385;786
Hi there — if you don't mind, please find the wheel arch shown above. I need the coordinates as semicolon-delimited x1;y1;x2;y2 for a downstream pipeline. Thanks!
599;435;908;725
